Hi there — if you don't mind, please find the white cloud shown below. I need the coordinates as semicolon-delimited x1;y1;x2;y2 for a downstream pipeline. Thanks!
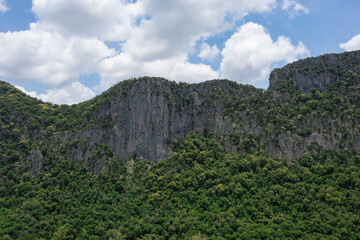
140;55;219;83
220;22;309;83
198;43;220;61
97;53;218;91
0;0;8;12
340;34;360;51
31;0;144;41
122;0;276;61
16;81;96;104
282;0;309;17
95;0;277;90
2;0;312;104
0;23;114;86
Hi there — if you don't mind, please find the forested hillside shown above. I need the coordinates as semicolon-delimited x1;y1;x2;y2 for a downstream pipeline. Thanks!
1;133;359;239
0;50;360;239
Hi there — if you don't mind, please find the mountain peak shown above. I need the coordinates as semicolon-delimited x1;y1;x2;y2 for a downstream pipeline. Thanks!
269;50;360;94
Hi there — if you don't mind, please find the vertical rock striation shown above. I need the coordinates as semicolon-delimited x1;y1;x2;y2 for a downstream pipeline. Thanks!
269;50;360;94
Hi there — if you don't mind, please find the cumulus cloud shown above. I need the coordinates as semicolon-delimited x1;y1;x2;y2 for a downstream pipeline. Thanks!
339;34;360;51
220;22;309;83
198;43;220;61
31;0;143;41
122;0;276;61
98;53;218;91
282;0;309;17
0;0;8;13
16;81;96;104
1;0;309;104
95;0;277;90
0;23;114;86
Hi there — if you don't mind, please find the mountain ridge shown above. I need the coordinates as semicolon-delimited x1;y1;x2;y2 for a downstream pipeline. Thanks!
269;50;360;95
1;50;360;175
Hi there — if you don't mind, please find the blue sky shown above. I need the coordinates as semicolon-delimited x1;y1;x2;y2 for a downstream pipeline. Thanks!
0;0;359;104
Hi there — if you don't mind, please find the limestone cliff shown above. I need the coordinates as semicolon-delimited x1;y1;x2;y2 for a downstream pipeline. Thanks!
1;51;360;175
62;79;253;164
269;50;360;94
57;53;360;169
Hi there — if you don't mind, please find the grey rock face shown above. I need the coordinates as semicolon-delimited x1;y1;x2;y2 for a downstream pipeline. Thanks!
50;51;360;168
70;79;237;163
27;149;43;176
269;50;360;94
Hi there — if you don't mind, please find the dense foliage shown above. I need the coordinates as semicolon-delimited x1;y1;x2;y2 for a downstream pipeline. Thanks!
1;133;359;239
1;51;360;239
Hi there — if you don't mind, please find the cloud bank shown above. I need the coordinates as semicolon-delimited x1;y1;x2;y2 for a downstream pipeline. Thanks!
0;0;310;104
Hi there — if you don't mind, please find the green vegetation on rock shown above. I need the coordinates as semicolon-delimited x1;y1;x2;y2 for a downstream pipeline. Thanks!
1;133;359;239
1;50;360;239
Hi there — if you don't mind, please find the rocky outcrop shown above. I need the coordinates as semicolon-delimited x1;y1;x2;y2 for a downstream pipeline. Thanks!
68;79;242;163
269;50;360;94
46;51;360;167
3;51;360;175
27;149;43;176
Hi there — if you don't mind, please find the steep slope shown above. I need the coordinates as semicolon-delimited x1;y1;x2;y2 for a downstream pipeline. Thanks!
0;51;360;176
58;51;360;168
269;50;360;95
1;133;359;239
1;50;360;240
63;78;259;166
